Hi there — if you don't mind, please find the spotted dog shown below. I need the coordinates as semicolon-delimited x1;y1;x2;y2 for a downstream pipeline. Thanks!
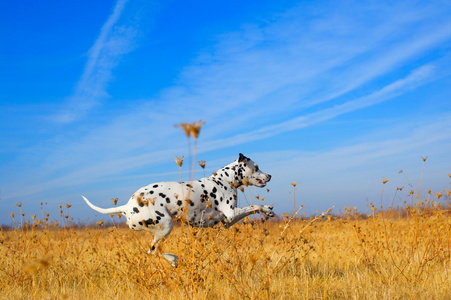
82;153;274;267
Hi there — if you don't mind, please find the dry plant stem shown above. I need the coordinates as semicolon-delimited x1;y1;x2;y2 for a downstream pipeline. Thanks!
189;140;199;299
19;205;23;229
178;164;186;219
416;157;427;206
245;185;260;225
380;182;409;281
279;206;304;238
191;139;197;182
183;132;200;299
254;210;322;300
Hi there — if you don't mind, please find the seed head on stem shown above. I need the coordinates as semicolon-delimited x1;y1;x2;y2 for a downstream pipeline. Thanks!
435;191;442;200
176;123;191;138
189;120;205;140
290;182;297;217
175;156;184;167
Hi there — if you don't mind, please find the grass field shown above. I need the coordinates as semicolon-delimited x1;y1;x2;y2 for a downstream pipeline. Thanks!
1;200;451;299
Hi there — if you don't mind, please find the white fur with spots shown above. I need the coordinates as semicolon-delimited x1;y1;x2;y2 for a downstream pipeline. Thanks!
82;153;274;267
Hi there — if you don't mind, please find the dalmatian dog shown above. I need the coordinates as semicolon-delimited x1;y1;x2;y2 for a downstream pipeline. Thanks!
82;153;274;267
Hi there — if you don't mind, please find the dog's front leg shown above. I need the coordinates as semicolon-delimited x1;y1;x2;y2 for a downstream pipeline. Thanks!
223;205;274;228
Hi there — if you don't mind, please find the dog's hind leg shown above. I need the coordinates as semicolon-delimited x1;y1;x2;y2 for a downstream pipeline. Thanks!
146;218;178;267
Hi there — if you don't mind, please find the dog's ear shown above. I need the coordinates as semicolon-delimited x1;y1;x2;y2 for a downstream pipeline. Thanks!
238;153;249;162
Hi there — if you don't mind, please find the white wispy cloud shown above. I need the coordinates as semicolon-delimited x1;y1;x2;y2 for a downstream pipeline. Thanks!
194;57;448;153
20;0;451;176
52;0;138;124
147;0;451;137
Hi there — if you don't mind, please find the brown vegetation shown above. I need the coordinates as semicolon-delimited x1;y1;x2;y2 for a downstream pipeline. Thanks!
1;202;451;299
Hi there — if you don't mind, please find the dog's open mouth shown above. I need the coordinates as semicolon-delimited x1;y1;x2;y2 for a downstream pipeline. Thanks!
256;179;266;186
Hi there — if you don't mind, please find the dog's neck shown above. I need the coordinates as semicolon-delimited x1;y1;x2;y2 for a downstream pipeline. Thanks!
209;160;246;188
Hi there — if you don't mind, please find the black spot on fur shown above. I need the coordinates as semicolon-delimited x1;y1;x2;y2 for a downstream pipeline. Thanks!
156;211;164;217
150;190;154;194
133;207;139;213
139;218;156;226
177;200;183;206
166;198;171;203
159;193;166;198
153;184;159;188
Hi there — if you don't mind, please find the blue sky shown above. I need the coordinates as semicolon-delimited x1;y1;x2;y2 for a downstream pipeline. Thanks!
1;0;451;225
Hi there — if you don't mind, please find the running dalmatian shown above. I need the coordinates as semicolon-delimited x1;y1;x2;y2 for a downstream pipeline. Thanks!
82;153;274;267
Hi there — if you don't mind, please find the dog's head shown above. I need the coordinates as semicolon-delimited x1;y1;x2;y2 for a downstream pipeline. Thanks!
238;153;271;187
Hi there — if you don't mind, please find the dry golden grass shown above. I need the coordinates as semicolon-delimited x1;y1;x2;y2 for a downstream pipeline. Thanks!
1;204;451;299
2;124;450;299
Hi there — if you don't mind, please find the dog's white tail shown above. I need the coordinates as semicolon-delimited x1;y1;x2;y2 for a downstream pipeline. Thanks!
82;196;125;214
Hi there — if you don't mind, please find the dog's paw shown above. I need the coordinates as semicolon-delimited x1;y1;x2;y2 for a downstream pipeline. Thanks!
163;253;178;268
262;205;275;217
